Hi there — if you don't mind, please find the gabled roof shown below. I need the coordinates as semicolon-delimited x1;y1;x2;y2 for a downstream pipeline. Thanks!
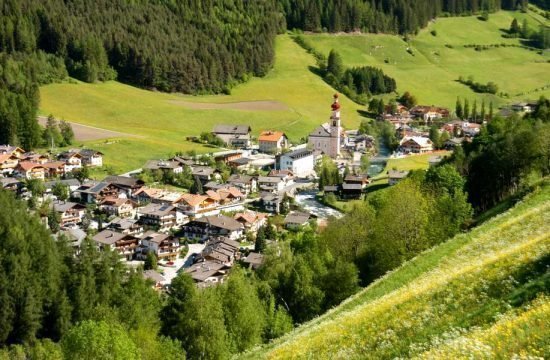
179;193;210;207
283;148;313;160
259;131;286;142
51;200;86;212
258;176;283;184
284;211;311;225
0;145;25;155
400;136;433;147
0;154;18;163
212;124;251;135
78;149;104;157
194;215;244;231
104;175;143;188
388;170;410;179
227;174;254;184
16;161;45;171
143;160;181;170
309;123;332;138
234;211;267;225
141;230;172;244
342;183;363;191
139;203;176;216
143;269;165;283
93;230;137;245
43;161;66;169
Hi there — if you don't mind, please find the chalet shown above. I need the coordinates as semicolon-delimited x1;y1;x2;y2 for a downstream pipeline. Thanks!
140;231;180;261
99;197;137;218
400;137;433;154
268;169;295;183
257;176;286;193
171;155;195;167
212;124;251;148
284;211;312;229
409;106;449;121
0;153;19;175
93;230;140;261
214;151;243;164
0;177;21;192
108;217;144;236
227;174;257;195
50;200;87;226
77;182;123;204
104;176;145;197
354;134;376;152
182;214;244;242
258;131;289;154
138;203;185;231
133;187;165;204
78;149;103;167
344;174;370;189
278;148;314;178
228;157;252;171
58;151;82;172
43;161;66;178
190;166;219;183
22;152;50;164
323;185;340;196
260;193;283;213
197;238;240;266
176;193;218;217
143;160;183;174
242;252;265;270
388;170;410;185
0;145;25;158
14;161;46;180
234;211;268;233
341;183;363;199
185;261;228;285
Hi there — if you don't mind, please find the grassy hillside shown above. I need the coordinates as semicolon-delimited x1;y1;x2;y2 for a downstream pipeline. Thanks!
306;11;550;109
39;35;366;174
242;182;550;359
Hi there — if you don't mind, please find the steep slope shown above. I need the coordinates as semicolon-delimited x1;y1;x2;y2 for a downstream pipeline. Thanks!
242;183;550;359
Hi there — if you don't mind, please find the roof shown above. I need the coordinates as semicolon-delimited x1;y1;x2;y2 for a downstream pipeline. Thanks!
0;154;17;162
58;150;82;159
212;124;251;135
141;231;172;244
234;211;267;225
134;187;164;198
227;174;253;184
400;136;433;147
268;169;294;178
78;149;103;156
309;123;332;137
45;179;80;189
259;131;286;142
104;175;143;188
258;176;282;184
109;217;140;230
323;185;339;192
51;200;85;212
60;228;87;245
243;252;265;267
16;161;44;171
229;158;251;165
342;183;363;190
0;145;25;154
284;211;311;225
185;261;226;282
143;160;181;170
344;175;369;183
139;203;176;216
93;230;135;245
84;182;112;194
100;197;135;207
194;215;244;231
283;148;314;160
143;270;165;283
179;193;209;207
42;161;66;169
191;166;216;177
388;170;410;179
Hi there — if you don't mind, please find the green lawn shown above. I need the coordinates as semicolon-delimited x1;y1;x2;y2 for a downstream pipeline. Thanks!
306;10;550;110
39;35;367;174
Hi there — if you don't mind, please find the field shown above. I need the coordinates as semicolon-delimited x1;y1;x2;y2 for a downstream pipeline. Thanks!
39;35;366;174
306;10;550;109
242;182;550;359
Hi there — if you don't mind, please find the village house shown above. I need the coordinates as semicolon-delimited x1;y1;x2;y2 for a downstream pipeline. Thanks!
0;153;19;175
43;161;67;178
190;166;220;183
104;175;145;197
93;230;140;261
14;161;46;180
344;174;370;189
399;136;434;154
234;211;268;234
242;252;265;270
22;152;50;164
133;187;165;204
182;214;244;242
99;197;137;218
58;151;82;172
260;192;283;213
44;180;81;198
143;270;166;289
137;203;186;231
185;261;228;285
388;170;410;185
284;211;312;229
57;228;87;252
268;169;295;183
227;174;257;195
258;131;289;154
77;182;124;204
108;217;144;236
257;176;286;193
139;231;180;261
214;151;243;164
143;159;183;174
1;177;21;192
511;102;535;113
50;200;87;226
278;148;315;178
341;183;363;199
196;238;241;266
207;187;246;212
0;145;25;158
462;122;481;137
409;105;449;121
308;94;343;159
78;149;103;167
212;124;251;148
176;193;219;217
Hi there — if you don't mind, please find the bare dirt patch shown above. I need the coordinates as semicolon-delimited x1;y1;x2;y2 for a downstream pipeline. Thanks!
167;99;289;111
37;116;141;141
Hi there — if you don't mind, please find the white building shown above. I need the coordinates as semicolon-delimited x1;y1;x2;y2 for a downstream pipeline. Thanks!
279;148;315;178
308;94;343;159
399;136;433;154
258;131;288;154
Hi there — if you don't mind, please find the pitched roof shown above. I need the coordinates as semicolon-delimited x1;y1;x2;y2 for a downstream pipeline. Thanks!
42;161;66;169
0;154;18;163
139;203;176;216
258;176;283;184
104;175;143;188
179;193;210;207
309;123;332;137
259;131;286;142
93;230;136;245
185;261;226;282
342;183;363;190
51;200;86;212
16;161;44;171
243;252;265;268
400;136;433;147
284;211;311;225
141;230;172;244
143;160;181;170
143;269;165;283
234;211;267;225
388;170;410;179
212;124;251;135
195;215;244;231
227;174;254;184
283;148;314;160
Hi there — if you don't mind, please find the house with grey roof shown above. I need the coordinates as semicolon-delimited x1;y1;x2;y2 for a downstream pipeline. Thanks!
284;211;312;229
182;214;244;242
212;124;251;148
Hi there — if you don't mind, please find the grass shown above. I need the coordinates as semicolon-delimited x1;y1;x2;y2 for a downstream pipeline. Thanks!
241;182;550;359
305;10;550;110
39;35;367;174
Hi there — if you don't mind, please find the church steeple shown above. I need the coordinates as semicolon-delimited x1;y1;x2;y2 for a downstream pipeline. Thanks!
330;93;341;157
331;93;341;127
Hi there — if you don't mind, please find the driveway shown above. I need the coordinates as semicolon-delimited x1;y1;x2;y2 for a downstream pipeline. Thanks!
160;243;205;285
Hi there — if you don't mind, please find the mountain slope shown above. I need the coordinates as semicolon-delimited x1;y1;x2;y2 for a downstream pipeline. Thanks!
242;183;550;359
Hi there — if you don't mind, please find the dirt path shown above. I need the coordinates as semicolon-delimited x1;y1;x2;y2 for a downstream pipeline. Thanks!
37;116;142;141
167;99;289;111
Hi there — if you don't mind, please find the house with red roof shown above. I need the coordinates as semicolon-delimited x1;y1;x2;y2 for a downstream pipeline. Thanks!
259;131;288;154
14;161;46;180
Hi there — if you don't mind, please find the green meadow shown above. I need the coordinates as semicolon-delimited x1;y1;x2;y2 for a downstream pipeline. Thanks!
306;10;550;109
39;35;366;174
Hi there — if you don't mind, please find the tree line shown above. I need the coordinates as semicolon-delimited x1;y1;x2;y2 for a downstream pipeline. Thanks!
280;0;524;35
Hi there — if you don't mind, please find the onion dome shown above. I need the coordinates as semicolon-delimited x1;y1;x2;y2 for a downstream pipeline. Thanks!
331;93;341;110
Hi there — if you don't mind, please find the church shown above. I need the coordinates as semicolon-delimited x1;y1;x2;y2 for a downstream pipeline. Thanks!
308;93;343;159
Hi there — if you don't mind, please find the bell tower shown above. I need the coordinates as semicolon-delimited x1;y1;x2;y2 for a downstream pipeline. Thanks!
330;93;341;157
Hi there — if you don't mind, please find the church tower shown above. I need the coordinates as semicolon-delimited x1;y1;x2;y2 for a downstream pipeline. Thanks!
330;93;341;157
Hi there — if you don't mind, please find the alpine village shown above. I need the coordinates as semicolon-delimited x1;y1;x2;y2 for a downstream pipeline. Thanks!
0;0;549;359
